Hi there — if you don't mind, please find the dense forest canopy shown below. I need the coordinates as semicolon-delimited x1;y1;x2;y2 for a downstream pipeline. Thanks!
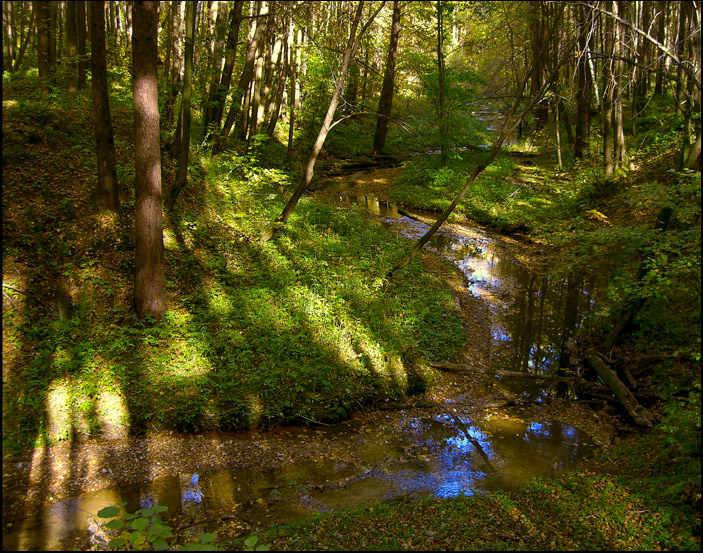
1;1;701;550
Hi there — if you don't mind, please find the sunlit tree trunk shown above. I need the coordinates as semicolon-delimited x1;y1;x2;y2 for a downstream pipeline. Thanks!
574;3;593;161
132;0;165;321
602;0;616;176
210;0;244;132
436;1;447;167
167;0;196;211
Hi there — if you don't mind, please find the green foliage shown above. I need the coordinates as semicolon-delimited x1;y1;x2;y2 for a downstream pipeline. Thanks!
243;535;270;551
95;503;218;551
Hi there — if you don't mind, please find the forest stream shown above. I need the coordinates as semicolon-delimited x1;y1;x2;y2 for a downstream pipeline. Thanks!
2;166;621;551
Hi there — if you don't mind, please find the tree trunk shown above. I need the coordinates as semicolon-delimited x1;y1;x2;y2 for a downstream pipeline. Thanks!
372;0;401;155
76;0;87;91
65;0;77;94
166;0;195;212
202;0;230;135
48;0;57;85
602;0;615;176
36;1;51;98
210;0;244;133
574;2;593;161
436;1;447;167
12;5;35;73
89;0;120;214
132;0;165;322
163;0;175;80
213;3;267;155
262;0;383;242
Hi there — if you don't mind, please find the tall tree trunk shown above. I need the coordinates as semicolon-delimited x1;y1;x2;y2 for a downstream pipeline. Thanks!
36;1;51;98
48;0;57;85
166;0;195;212
285;20;298;165
372;0;401;155
602;0;616;176
654;0;667;95
65;0;77;94
12;5;35;72
202;0;230;135
262;0;384;242
574;2;593;160
76;1;87;90
436;1;447;167
266;35;289;138
132;0;165;322
163;0;175;81
89;0;120;214
613;1;629;170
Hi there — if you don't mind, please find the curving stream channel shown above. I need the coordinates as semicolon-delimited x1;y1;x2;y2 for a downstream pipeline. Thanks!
3;167;603;551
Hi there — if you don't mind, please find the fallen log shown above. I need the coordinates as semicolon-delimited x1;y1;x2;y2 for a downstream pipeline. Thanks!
585;349;655;427
430;362;578;383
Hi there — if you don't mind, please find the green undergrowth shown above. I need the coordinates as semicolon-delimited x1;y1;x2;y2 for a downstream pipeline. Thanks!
2;77;465;454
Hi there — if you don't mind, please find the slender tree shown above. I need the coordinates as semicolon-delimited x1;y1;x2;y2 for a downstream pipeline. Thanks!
89;0;120;213
36;1;51;98
372;0;402;155
65;0;77;94
132;0;166;321
76;1;87;90
166;0;196;211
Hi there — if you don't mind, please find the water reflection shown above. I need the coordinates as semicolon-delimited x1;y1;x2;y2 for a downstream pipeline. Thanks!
327;179;595;395
3;412;593;551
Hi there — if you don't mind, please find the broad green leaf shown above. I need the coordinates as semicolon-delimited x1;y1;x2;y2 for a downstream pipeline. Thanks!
153;505;169;513
108;538;126;548
153;539;169;551
131;517;149;530
138;508;154;517
97;506;120;518
105;519;125;529
244;536;259;547
198;533;217;544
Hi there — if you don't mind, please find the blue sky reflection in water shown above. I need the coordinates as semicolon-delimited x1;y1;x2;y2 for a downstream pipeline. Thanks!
331;184;596;396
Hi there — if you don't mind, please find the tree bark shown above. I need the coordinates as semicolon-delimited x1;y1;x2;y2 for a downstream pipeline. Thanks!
65;0;77;94
202;0;230;135
372;0;401;155
574;2;593;161
210;0;244;133
436;1;447;167
76;1;87;90
213;3;267;155
166;0;195;212
132;0;166;322
89;0;120;214
36;1;51;98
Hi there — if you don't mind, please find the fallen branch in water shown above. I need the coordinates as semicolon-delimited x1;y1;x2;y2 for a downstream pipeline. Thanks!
430;362;578;383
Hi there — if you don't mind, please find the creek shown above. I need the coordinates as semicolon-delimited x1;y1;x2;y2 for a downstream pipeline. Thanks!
3;167;602;551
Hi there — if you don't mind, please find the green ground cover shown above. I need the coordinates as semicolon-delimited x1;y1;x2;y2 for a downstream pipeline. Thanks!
2;72;466;454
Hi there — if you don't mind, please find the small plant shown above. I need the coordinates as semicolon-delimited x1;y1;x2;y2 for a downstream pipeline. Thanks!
95;503;218;551
243;535;270;551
